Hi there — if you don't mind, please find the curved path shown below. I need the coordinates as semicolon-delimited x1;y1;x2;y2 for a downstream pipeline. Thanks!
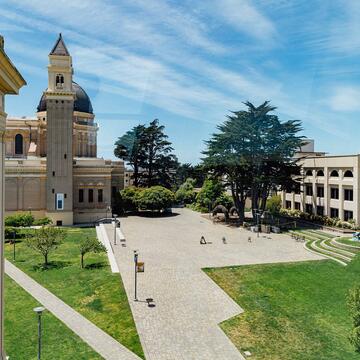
105;208;321;360
5;259;141;360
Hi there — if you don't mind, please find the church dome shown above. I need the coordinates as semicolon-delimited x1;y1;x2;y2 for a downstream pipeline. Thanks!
37;81;93;114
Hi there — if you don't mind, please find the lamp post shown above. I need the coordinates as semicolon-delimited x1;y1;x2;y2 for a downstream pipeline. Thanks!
134;250;138;301
113;214;118;245
33;306;45;360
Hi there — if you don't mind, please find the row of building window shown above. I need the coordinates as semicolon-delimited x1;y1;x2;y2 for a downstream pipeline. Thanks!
285;201;353;220
305;169;353;178
78;188;103;203
304;185;353;201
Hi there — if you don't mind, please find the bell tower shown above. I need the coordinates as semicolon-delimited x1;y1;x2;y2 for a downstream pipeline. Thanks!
45;34;75;225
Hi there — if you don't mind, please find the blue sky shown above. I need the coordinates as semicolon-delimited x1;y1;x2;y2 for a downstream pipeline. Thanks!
1;0;360;163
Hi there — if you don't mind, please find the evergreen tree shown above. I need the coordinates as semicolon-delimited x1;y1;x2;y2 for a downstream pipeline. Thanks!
114;124;146;186
203;101;303;224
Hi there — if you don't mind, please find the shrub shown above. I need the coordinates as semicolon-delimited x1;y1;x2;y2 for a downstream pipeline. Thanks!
33;217;53;226
175;178;197;204
266;195;282;215
280;208;358;230
5;212;34;227
196;178;224;210
120;186;141;212
213;193;233;209
135;186;174;212
4;227;20;240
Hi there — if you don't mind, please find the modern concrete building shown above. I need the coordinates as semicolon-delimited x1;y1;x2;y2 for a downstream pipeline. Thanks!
3;34;124;225
282;140;360;224
0;34;26;360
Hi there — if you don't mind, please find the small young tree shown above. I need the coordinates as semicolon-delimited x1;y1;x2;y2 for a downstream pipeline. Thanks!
79;237;106;269
348;285;360;352
26;227;65;267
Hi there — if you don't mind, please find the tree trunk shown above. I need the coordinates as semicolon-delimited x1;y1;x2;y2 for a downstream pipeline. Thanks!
134;163;139;187
81;254;84;269
44;253;48;267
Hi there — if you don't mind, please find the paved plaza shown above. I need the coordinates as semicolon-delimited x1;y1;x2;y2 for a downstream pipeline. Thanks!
104;208;322;360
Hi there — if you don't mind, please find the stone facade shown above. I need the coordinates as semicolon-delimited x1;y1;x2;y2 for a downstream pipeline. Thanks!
4;34;124;225
0;34;26;359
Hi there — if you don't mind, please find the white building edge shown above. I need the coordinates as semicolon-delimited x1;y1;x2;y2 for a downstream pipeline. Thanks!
282;139;360;224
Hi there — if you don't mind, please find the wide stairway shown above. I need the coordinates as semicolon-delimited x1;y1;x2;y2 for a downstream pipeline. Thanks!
289;229;360;266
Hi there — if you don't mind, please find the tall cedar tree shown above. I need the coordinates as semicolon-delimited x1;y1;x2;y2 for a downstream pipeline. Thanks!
202;101;303;224
114;125;146;187
141;119;178;188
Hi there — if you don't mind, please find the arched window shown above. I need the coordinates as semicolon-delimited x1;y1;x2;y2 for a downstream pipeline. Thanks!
344;170;353;178
330;170;339;177
55;74;64;88
316;170;324;177
15;134;23;155
305;169;313;176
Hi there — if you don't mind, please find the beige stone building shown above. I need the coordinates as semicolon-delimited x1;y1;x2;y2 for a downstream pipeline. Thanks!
4;34;124;225
0;34;26;359
282;140;360;224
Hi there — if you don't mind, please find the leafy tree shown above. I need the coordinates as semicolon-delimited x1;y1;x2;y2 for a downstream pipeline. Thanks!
195;178;224;211
175;178;197;204
348;286;360;352
25;227;65;267
135;186;174;212
114;125;146;186
203;101;303;224
266;194;282;215
120;186;141;212
79;236;106;269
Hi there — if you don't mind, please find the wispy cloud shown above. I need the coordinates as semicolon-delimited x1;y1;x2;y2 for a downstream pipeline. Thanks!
327;86;360;112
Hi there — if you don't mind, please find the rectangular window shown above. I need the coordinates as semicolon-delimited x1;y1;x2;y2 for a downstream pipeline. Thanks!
56;193;64;210
344;189;353;201
330;187;339;199
317;186;324;198
79;189;84;203
112;186;117;198
344;210;353;221
305;184;313;196
317;206;324;216
88;189;94;203
285;200;292;209
330;208;339;218
98;189;103;203
294;183;301;195
305;204;313;214
295;202;301;210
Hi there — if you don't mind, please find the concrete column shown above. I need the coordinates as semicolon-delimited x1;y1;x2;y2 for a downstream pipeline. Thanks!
339;170;344;220
324;166;329;216
312;181;316;214
0;93;6;360
355;156;360;225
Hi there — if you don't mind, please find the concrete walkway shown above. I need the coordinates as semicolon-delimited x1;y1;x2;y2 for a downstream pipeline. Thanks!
5;259;142;360
104;208;322;360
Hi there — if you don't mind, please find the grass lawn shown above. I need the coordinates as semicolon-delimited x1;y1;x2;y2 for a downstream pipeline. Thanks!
204;257;360;360
4;275;102;359
4;227;144;359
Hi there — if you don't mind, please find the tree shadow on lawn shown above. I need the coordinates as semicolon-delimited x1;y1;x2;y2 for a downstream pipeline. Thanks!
84;262;106;270
32;260;71;271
